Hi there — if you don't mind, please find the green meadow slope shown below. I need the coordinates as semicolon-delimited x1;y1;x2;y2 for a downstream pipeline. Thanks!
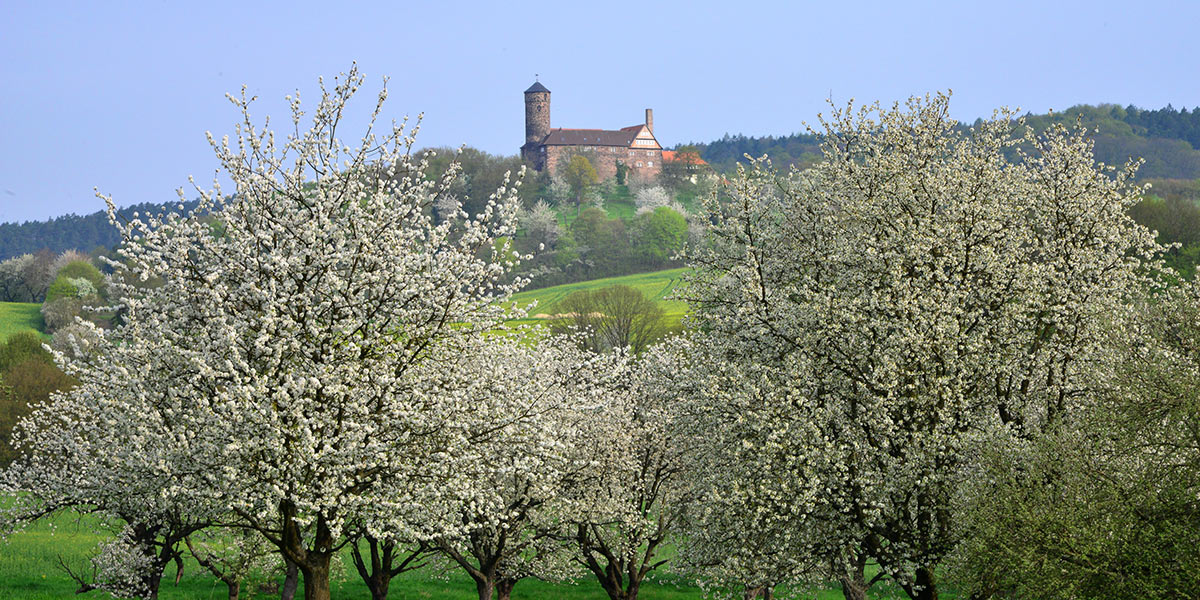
509;267;690;325
0;303;43;340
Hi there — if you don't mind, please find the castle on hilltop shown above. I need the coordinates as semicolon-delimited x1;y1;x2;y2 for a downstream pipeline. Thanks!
519;80;663;182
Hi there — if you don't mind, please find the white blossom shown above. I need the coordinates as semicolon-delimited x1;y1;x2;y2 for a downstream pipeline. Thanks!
680;92;1162;599
3;66;533;600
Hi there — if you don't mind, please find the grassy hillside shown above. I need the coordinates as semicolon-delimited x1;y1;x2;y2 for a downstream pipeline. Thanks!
0;303;43;340
509;268;690;325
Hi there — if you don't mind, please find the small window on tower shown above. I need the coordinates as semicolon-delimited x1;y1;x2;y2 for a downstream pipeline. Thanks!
636;161;643;168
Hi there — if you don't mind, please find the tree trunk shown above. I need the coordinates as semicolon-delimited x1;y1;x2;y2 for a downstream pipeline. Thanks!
299;555;332;600
839;572;868;600
350;543;391;600
744;585;776;600
364;575;390;600
227;580;240;600
143;569;164;600
913;567;938;600
475;576;495;600
496;578;517;600
281;559;299;600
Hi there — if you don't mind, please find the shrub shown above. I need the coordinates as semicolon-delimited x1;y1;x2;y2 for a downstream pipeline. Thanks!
55;259;104;287
40;297;84;333
45;267;102;304
0;331;51;371
45;275;81;303
0;357;75;465
634;206;687;263
550;285;667;354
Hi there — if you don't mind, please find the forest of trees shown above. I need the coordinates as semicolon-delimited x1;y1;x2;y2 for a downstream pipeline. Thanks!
0;201;198;262
688;102;1200;179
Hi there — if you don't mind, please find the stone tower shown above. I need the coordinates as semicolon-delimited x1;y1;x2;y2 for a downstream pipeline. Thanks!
521;81;550;165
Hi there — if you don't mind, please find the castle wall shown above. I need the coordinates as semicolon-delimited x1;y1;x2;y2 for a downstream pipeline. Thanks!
521;143;546;170
545;146;662;183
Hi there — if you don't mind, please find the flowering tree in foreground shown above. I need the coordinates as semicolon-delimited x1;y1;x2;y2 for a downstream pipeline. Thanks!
682;93;1162;600
1;321;216;598
675;349;824;600
3;66;531;600
185;529;278;600
434;332;627;600
567;338;693;600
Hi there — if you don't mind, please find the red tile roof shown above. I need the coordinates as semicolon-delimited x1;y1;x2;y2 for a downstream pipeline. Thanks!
662;150;707;165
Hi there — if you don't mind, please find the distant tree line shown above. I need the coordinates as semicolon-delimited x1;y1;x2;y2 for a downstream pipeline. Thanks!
1017;104;1200;180
1123;104;1200;149
0;200;198;262
689;103;1200;181
684;133;823;172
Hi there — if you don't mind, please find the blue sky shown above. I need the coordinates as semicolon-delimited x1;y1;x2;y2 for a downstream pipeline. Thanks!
1;0;1198;223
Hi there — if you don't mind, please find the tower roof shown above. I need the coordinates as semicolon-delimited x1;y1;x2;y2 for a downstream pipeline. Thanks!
524;81;550;94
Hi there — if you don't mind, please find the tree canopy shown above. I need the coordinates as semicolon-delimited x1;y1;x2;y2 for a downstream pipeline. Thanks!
681;92;1163;600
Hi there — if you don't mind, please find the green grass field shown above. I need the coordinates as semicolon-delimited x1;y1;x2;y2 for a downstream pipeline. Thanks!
508;267;691;327
0;303;43;340
0;509;895;599
0;510;765;599
601;191;637;221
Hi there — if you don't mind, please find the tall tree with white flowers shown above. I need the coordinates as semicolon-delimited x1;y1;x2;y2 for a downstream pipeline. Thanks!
3;66;535;600
675;349;826;600
567;338;694;600
433;331;627;600
682;93;1163;600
